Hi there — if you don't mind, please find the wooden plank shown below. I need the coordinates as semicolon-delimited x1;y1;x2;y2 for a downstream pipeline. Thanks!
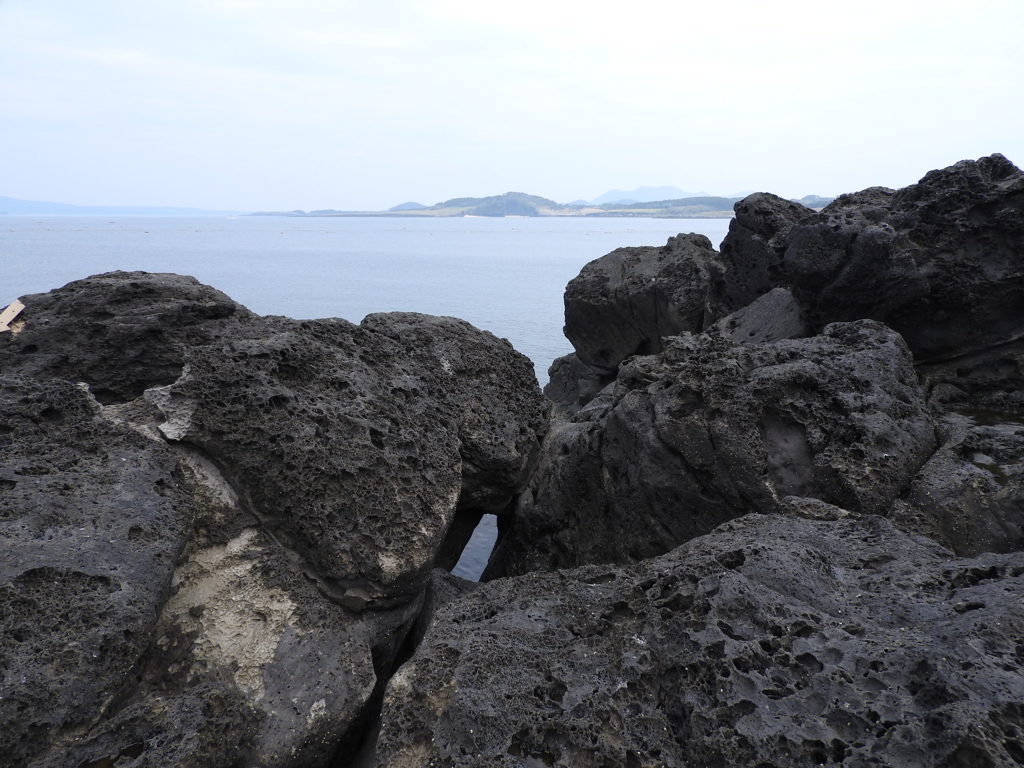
0;299;25;332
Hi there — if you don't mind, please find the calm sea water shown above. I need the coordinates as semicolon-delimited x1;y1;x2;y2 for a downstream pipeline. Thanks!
1;214;731;578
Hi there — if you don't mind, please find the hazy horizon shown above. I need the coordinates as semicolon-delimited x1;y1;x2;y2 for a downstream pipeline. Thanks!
0;186;785;214
2;0;1021;212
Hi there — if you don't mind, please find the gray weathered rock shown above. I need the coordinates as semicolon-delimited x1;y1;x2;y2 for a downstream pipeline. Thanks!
706;286;810;345
0;271;257;403
148;312;547;610
718;192;814;310
719;155;1024;369
885;154;1024;361
542;352;612;417
563;233;726;374
3;274;550;768
487;321;935;577
901;412;1024;557
917;337;1024;415
0;376;193;767
548;234;727;414
369;511;1024;768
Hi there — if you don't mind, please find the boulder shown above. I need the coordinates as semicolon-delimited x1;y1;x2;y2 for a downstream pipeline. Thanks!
0;271;257;404
885;154;1024;361
717;192;814;310
562;233;727;375
550;234;727;413
900;412;1024;557
2;274;550;767
368;510;1024;768
718;155;1024;369
542;352;610;417
916;336;1024;415
705;286;810;345
0;376;193;767
487;321;935;577
148;312;547;609
781;195;927;326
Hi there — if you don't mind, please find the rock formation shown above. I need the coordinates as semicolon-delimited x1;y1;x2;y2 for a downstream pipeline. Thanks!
546;233;727;414
0;271;257;404
526;153;1024;577
5;153;1024;768
1;273;547;768
487;321;936;578
369;510;1024;768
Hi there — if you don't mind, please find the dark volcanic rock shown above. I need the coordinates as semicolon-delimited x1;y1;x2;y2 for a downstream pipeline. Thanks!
0;271;257;404
549;234;727;413
563;233;726;374
0;376;193;768
781;196;928;326
148;311;548;610
901;412;1024;557
3;274;550;767
718;192;814;310
487;321;935;577
0;380;386;768
369;511;1024;768
706;286;810;345
885;154;1024;360
917;337;1024;414
721;155;1024;369
542;352;611;417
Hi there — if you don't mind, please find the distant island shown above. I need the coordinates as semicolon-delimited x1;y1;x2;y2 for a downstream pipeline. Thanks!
0;195;246;217
0;189;835;219
250;191;834;219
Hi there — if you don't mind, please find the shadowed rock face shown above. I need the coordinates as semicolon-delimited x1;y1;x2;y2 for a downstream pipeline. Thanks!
0;376;200;768
489;321;935;577
0;272;549;768
900;412;1024;557
148;311;548;609
368;511;1024;768
563;233;727;374
720;154;1024;369
718;192;815;310
0;271;256;404
547;234;727;414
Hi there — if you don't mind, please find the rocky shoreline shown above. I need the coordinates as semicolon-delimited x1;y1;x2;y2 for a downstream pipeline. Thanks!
2;153;1023;767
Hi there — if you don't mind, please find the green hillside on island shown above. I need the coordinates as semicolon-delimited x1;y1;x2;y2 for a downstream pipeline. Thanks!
253;192;745;218
251;191;834;218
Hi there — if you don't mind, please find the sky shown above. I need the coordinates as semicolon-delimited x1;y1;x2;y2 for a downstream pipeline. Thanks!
1;0;1022;211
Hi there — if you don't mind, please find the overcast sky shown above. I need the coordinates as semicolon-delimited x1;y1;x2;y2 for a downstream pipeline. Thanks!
2;0;1021;211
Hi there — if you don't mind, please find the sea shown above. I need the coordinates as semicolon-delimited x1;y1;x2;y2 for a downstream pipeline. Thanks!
1;214;731;578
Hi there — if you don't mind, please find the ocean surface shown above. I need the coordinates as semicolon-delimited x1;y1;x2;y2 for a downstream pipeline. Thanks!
1;214;731;578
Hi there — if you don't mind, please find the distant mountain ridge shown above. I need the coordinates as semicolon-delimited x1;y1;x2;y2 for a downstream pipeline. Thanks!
2;190;834;219
0;195;246;216
255;190;835;218
589;186;708;205
430;192;559;216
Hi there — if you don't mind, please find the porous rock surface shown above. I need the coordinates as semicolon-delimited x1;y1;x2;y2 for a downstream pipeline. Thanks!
562;233;726;373
717;192;814;311
547;234;727;413
488;320;935;577
1;272;549;768
900;412;1024;557
369;510;1024;768
0;376;195;767
148;310;547;609
0;271;257;403
705;286;810;346
719;154;1024;393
